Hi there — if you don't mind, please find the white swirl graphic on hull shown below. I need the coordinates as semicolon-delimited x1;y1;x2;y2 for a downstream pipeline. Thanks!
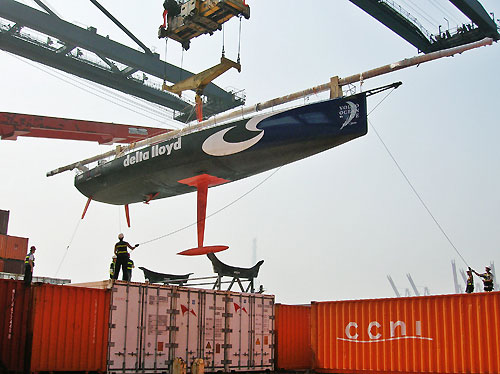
202;112;275;156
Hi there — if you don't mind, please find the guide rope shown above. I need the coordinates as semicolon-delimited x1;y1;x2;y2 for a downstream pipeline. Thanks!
368;88;470;267
54;217;82;277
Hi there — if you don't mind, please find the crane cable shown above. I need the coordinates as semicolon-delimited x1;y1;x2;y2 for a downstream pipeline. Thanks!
163;37;169;83
237;15;242;63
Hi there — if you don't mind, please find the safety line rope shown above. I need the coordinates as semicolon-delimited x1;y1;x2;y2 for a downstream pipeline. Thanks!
368;88;470;267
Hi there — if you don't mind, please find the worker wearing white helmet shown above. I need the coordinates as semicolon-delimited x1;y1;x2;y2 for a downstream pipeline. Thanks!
113;233;139;281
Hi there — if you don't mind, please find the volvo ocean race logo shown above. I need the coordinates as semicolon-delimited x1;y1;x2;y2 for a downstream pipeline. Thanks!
339;101;360;130
202;112;275;156
339;320;433;343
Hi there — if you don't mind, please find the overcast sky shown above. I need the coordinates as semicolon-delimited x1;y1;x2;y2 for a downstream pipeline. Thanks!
0;0;498;303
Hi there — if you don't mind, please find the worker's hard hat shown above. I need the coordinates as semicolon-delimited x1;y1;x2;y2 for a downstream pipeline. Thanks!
112;255;117;259
486;266;491;271
30;246;36;251
118;233;124;239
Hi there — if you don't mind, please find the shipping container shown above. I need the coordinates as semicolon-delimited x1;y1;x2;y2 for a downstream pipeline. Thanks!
107;281;275;373
311;292;500;374
0;279;31;373
2;259;24;275
0;259;3;273
275;304;312;370
0;210;9;235
0;234;29;262
29;283;111;373
0;236;5;259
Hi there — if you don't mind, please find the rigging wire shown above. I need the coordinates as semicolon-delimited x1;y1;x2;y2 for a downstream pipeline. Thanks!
7;52;182;128
367;88;470;267
400;0;440;28
426;0;462;27
139;166;283;246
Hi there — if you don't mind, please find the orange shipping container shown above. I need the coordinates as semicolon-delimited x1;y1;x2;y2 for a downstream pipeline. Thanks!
311;292;500;374
0;234;29;261
275;304;312;370
29;283;111;372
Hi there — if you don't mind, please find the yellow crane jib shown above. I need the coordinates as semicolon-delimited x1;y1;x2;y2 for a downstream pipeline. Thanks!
162;56;241;96
162;56;241;122
159;0;250;50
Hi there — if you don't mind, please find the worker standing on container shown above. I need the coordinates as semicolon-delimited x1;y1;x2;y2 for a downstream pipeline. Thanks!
110;255;117;279
465;268;474;293
127;257;135;281
472;266;494;292
113;234;139;281
24;246;36;286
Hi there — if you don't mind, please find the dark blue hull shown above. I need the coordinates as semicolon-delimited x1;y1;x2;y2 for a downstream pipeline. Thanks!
75;93;367;205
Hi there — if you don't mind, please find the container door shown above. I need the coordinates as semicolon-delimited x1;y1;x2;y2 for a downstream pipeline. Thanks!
141;285;173;372
175;287;202;366
227;292;251;371
0;279;30;373
253;295;274;370
108;283;142;373
203;290;226;372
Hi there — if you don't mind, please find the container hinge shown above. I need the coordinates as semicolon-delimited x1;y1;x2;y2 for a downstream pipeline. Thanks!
165;343;179;348
168;309;180;315
109;323;116;329
269;315;275;320
221;360;232;364
222;313;233;317
222;344;232;349
224;297;233;302
167;326;179;331
221;328;232;333
109;341;116;347
170;292;180;298
107;360;114;365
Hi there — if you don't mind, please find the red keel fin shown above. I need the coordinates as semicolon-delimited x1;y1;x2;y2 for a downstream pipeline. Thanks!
177;174;230;255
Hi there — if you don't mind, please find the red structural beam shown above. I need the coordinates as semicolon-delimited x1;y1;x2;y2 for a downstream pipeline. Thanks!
0;112;172;144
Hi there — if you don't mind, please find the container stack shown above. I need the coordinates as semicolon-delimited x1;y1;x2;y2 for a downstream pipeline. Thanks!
0;210;29;274
0;279;275;374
